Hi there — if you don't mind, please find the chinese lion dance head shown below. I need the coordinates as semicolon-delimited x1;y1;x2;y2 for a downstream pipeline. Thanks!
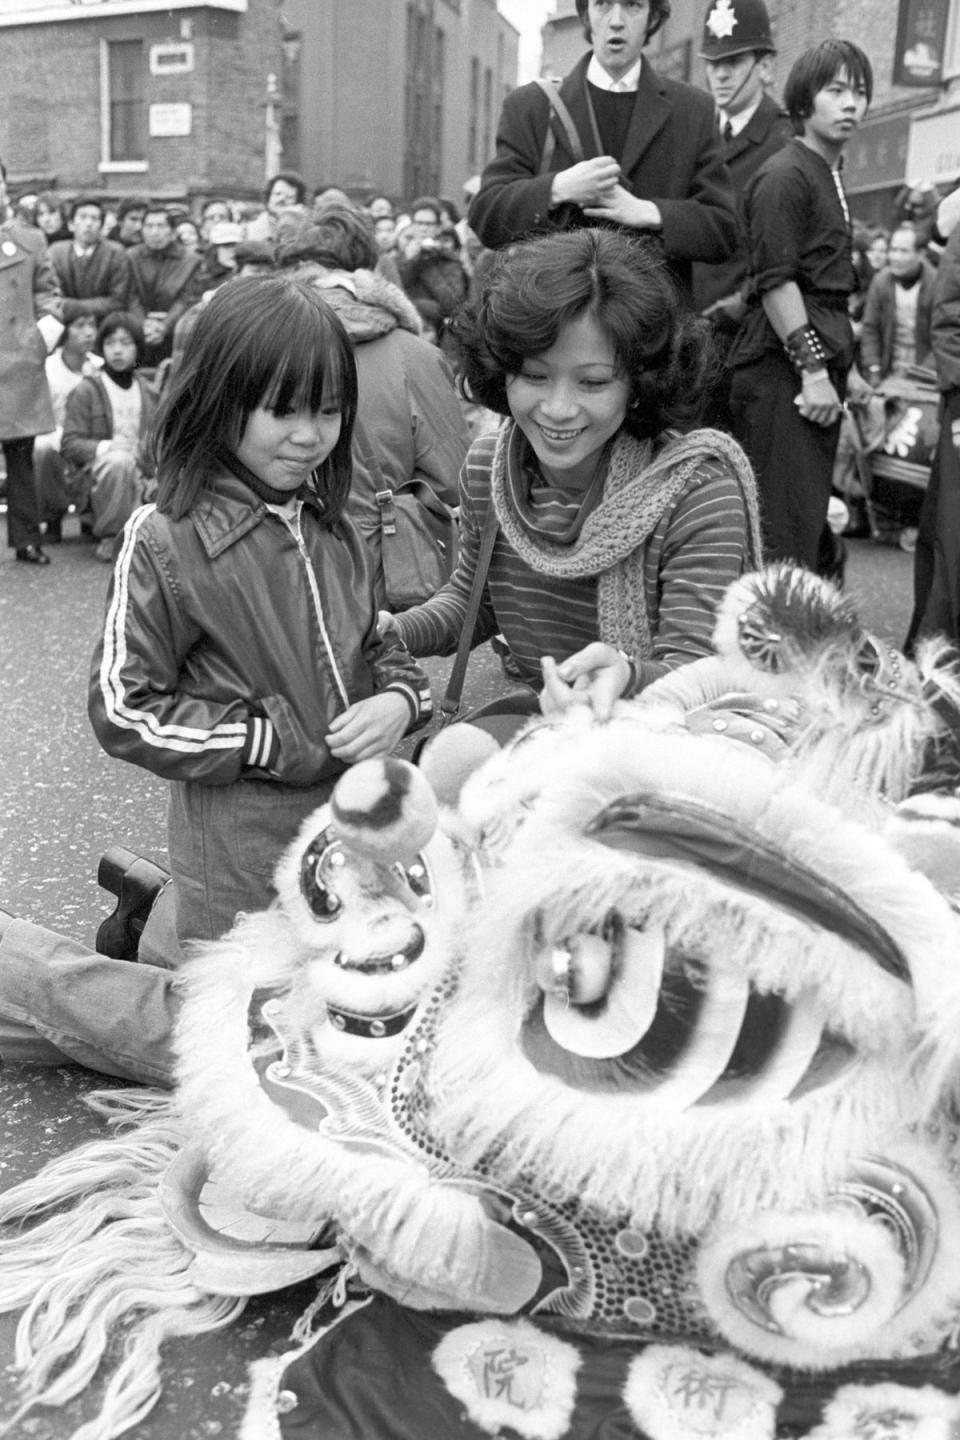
5;565;960;1440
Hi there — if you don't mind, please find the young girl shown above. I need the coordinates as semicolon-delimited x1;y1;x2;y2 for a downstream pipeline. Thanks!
384;227;762;718
89;274;431;944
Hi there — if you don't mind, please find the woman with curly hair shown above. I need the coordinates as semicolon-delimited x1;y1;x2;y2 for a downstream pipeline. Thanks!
383;226;762;715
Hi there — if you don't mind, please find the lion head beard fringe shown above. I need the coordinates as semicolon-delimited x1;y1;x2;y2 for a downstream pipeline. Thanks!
0;1088;245;1440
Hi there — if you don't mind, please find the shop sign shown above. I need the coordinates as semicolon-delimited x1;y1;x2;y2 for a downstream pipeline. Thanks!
893;0;949;88
906;104;960;186
149;103;192;138
844;112;910;192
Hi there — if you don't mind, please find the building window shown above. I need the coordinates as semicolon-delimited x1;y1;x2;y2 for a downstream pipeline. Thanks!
433;27;445;175
657;39;692;83
149;43;194;76
468;56;480;169
944;0;960;83
482;65;493;164
281;28;302;174
101;38;146;166
404;2;439;199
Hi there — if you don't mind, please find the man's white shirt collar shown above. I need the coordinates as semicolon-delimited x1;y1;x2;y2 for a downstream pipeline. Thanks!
587;53;643;93
718;95;763;137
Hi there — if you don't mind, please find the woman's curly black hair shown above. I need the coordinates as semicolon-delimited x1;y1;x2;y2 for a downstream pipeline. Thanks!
449;228;716;440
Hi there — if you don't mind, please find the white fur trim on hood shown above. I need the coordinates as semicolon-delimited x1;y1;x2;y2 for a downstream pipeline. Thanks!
304;266;423;342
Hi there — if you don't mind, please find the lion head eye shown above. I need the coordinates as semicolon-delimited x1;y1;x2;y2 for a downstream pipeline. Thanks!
300;827;346;923
397;858;432;904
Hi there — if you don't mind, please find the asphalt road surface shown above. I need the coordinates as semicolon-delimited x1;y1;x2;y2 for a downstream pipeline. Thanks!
0;514;919;1438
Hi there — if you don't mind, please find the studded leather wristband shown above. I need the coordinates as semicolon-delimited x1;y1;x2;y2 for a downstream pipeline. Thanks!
784;324;828;376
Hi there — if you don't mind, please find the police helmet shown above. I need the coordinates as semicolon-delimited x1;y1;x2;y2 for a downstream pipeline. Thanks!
700;0;775;60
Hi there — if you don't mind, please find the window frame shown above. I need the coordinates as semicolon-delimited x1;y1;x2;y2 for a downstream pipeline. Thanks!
98;36;148;174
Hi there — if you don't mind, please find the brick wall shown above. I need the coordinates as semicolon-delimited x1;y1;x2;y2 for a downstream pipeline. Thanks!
0;24;101;184
0;1;282;203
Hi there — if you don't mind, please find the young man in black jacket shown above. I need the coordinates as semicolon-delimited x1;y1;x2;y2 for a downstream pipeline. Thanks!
728;40;874;572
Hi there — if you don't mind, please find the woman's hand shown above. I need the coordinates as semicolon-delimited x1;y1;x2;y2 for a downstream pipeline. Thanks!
540;645;633;723
377;610;399;638
326;692;411;762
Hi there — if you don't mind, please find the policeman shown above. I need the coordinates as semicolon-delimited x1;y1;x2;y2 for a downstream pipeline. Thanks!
693;0;792;335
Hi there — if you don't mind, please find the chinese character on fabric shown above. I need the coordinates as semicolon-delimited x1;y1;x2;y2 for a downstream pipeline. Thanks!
432;1319;581;1440
806;1382;960;1440
625;1345;783;1440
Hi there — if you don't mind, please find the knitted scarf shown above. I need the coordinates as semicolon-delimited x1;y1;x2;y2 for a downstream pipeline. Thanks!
490;422;763;659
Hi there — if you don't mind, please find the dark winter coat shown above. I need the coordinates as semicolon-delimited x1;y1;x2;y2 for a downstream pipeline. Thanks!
397;248;469;320
692;93;793;315
48;238;132;322
61;372;158;477
0;218;63;439
468;53;738;297
308;267;468;508
931;223;960;395
126;241;204;342
859;260;937;381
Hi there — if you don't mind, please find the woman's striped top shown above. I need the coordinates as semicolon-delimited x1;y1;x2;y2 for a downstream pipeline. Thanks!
394;428;752;692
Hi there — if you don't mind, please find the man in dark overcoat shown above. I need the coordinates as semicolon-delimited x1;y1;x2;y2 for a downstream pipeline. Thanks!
0;157;63;565
468;0;738;300
905;221;960;652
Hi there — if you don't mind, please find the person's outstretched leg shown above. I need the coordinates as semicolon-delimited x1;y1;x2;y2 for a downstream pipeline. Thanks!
0;911;178;1086
96;847;178;963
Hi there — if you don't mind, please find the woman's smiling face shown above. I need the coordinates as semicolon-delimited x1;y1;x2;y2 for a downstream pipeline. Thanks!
506;311;630;489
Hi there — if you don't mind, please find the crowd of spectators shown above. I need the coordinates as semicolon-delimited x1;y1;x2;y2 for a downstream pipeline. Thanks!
2;0;960;643
4;0;960;1097
0;168;486;569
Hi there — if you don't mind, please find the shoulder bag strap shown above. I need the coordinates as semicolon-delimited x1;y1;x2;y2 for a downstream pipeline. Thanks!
534;77;586;174
438;495;499;724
